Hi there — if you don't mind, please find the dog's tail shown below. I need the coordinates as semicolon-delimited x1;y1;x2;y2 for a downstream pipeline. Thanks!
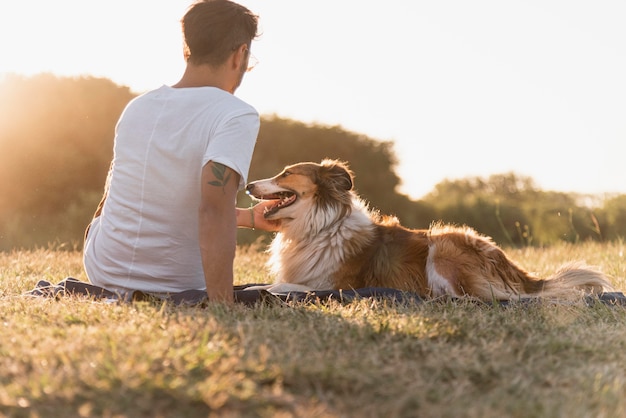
485;260;614;301
467;260;614;301
526;262;614;299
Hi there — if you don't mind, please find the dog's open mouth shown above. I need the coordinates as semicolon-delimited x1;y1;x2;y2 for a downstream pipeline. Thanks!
258;191;297;217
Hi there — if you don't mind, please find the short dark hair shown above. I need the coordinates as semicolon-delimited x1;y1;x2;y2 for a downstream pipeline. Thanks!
181;0;259;66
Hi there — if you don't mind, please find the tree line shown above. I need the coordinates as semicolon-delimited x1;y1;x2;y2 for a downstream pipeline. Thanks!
1;74;624;251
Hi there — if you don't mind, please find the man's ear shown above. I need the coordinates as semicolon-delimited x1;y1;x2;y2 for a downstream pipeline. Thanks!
182;42;191;61
232;44;248;70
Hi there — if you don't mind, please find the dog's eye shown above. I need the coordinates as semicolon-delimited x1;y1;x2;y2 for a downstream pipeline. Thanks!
282;171;291;177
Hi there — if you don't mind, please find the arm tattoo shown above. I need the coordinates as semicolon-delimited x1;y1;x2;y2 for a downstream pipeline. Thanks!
206;162;233;193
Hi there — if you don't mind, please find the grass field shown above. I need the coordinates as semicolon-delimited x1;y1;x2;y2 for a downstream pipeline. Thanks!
1;242;625;418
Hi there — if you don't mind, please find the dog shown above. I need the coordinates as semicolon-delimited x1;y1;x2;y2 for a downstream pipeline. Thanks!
245;159;615;301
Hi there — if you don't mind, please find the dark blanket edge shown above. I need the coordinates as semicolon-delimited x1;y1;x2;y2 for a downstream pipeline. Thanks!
24;277;626;307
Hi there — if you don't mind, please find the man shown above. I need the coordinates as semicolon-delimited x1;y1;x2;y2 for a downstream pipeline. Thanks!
83;0;276;303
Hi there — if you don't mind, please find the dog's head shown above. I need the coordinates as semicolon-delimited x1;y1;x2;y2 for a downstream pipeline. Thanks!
245;159;354;221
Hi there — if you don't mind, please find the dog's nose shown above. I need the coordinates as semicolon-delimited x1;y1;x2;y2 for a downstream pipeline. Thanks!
245;183;254;195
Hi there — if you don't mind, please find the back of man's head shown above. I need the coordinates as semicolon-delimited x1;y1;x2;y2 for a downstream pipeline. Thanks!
182;0;259;66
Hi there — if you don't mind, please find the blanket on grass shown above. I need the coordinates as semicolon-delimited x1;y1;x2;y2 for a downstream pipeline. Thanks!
25;277;626;307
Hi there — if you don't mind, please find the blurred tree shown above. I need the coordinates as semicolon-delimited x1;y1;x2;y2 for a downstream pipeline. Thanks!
596;195;626;240
420;173;611;246
0;74;135;249
422;173;535;245
0;74;134;214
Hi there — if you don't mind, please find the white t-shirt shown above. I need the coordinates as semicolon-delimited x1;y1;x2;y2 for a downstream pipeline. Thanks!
83;85;259;294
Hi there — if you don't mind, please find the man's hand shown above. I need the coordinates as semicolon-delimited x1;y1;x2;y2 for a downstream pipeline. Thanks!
237;201;282;232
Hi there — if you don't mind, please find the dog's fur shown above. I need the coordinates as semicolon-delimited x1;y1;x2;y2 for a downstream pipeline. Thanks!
246;159;614;300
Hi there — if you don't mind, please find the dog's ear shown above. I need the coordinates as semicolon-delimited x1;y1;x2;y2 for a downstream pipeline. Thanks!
320;159;354;191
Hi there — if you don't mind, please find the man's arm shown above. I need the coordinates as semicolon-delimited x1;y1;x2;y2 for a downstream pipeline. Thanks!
199;161;240;303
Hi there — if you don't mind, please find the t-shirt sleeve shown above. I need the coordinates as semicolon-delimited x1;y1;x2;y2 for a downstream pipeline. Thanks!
202;108;260;189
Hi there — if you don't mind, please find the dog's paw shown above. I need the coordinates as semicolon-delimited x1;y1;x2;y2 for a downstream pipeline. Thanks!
243;284;274;291
244;283;313;294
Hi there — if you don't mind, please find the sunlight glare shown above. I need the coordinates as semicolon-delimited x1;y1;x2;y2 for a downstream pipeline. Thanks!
0;1;187;92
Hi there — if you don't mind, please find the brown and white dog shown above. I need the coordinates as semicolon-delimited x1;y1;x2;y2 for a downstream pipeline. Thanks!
245;159;614;301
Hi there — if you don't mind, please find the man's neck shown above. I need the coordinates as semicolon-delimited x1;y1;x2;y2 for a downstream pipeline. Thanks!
172;63;234;93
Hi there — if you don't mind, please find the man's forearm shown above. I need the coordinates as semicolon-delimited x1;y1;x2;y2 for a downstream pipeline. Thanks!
199;208;237;303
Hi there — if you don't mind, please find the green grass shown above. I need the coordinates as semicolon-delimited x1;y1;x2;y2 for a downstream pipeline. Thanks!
1;242;625;418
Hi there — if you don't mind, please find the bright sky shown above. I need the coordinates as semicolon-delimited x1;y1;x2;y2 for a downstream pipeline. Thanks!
1;0;625;199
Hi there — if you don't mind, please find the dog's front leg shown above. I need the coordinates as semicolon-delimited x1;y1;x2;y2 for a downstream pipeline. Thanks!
244;283;314;294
